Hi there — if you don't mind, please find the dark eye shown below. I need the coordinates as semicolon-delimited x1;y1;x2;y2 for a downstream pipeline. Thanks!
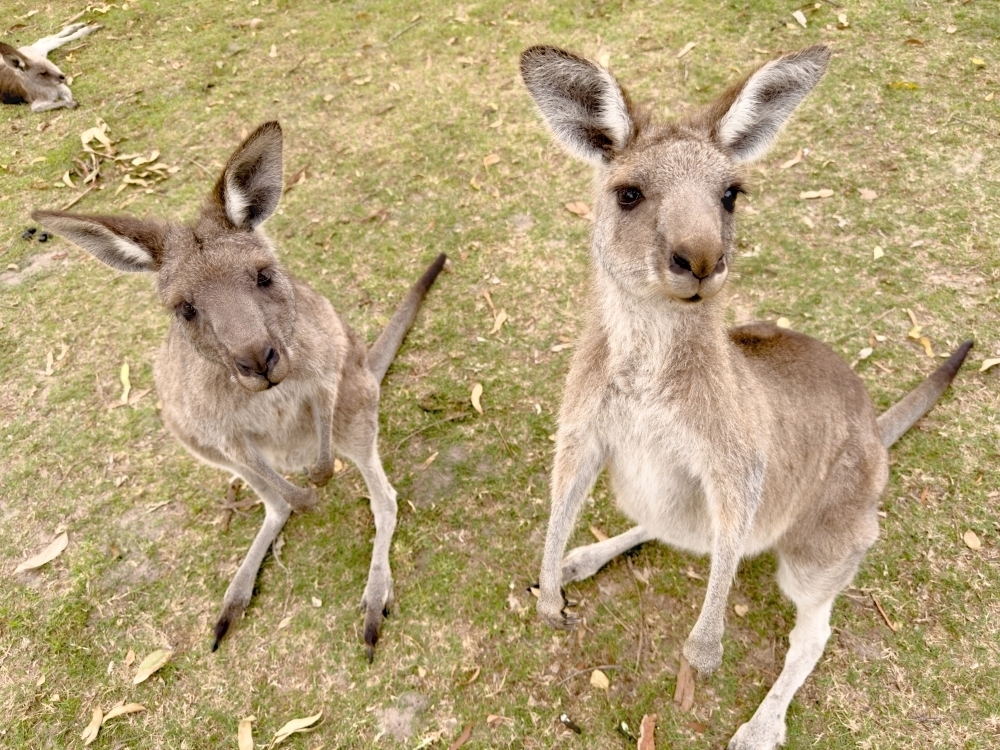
180;301;196;321
257;270;272;288
722;186;743;213
616;186;644;210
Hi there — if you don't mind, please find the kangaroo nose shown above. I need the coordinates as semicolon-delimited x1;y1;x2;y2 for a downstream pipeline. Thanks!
235;346;279;378
669;241;725;280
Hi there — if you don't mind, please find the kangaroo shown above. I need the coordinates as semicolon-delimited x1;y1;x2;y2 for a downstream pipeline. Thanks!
33;122;445;661
521;44;972;749
1;23;100;111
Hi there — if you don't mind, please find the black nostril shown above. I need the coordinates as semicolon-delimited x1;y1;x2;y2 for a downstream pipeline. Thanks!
264;347;279;374
671;253;692;273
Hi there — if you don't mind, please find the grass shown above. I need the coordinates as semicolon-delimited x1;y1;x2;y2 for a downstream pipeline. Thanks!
1;0;998;748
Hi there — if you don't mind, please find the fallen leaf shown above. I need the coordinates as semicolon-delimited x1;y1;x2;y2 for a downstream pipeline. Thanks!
15;532;69;573
589;525;609;542
676;41;696;58
470;382;484;414
734;603;749;617
270;711;322;747
277;615;293;629
461;666;480;685
837;12;849;27
918;336;934;358
904;38;924;46
447;722;473;750
239;716;255;750
779;148;802;169
859;188;877;201
858;347;873;361
979;358;1000;372
469;176;480;191
311;596;322;607
489;309;508;334
103;703;145;723
887;81;919;90
590;669;610;691
268;44;277;58
132;648;172;684
873;246;884;260
120;361;131;404
963;530;982;551
124;649;135;666
419;451;439;470
550;342;573;352
946;25;957;34
683;567;704;580
775;317;791;329
483;153;500;168
792;10;807;27
638;714;657;750
971;58;986;68
799;189;833;200
564;201;591;218
81;707;102;745
44;350;54;375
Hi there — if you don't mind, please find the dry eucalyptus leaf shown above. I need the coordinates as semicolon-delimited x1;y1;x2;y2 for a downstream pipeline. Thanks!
483;153;500;168
873;246;884;260
238;716;256;750
638;714;657;750
979;358;1000;373
564;201;591;218
837;12;849;27
15;532;69;573
103;703;145;723
311;596;322;607
676;41;696;58
133;648;172;684
946;25;957;34
489;309;508;335
590;669;610;691
589;525;609;542
858;347;873;360
918;336;934;358
124;649;135;666
799;189;833;200
270;711;323;747
971;58;986;68
792;10;807;27
775;317;791;329
268;44;277;58
779;149;802;169
734;604;749;617
81;707;102;745
470;382;484;414
963;530;982;551
120;361;131;405
859;188;877;201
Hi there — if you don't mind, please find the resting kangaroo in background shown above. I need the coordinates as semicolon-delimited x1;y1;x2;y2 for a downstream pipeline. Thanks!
521;45;972;749
34;122;446;661
1;23;100;111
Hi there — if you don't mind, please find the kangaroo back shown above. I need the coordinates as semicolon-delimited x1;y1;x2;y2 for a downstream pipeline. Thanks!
878;340;973;447
367;253;446;383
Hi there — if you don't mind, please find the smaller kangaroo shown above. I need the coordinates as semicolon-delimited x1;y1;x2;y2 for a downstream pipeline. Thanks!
1;23;100;111
34;122;445;660
521;45;972;749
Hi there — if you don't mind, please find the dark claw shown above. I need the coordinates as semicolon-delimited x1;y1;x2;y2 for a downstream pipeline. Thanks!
363;609;383;663
22;227;36;240
212;616;230;652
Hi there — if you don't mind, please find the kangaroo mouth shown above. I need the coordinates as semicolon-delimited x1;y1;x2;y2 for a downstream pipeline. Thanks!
685;294;702;303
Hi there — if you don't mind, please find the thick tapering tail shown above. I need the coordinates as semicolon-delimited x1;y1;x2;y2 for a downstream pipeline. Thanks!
877;340;973;448
367;254;446;383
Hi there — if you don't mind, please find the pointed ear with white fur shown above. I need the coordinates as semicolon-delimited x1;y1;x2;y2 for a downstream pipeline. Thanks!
520;46;635;166
213;121;283;231
713;45;830;163
31;210;168;273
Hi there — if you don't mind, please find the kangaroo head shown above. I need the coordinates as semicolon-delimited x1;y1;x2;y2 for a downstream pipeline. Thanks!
1;43;71;101
34;121;296;392
521;45;829;304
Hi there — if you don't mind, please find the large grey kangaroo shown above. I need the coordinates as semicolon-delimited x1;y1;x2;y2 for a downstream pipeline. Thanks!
521;44;972;748
34;122;445;661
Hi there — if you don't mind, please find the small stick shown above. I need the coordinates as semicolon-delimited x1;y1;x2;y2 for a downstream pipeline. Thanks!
871;592;899;632
387;15;422;44
554;663;622;686
60;184;95;211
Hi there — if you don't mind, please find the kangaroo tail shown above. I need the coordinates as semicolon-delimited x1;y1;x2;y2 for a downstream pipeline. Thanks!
877;340;973;448
367;253;446;384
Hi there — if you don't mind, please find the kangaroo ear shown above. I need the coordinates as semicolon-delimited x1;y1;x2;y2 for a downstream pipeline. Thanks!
214;121;283;230
711;45;830;163
0;42;27;71
521;46;635;166
31;210;168;273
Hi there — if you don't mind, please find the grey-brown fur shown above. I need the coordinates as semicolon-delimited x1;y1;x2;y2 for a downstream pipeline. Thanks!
521;44;972;749
1;23;99;111
33;121;445;661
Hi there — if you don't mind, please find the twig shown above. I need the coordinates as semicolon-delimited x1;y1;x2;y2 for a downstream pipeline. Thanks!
52;460;83;495
871;592;899;632
834;307;895;343
946;115;999;138
625;557;645;671
391;413;465;452
492;420;516;457
60;184;95;211
187;158;211;177
387;15;422;44
555;663;622;686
